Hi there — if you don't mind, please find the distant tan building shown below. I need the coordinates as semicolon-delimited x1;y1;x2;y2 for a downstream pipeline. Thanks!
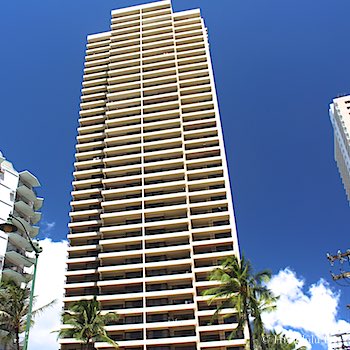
330;95;350;202
61;1;245;350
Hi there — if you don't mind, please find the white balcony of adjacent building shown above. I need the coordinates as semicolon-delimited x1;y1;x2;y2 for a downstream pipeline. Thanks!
74;157;103;171
19;171;40;188
14;200;36;220
8;231;33;252
76;131;104;144
2;268;31;285
10;216;39;238
5;250;35;268
16;185;43;211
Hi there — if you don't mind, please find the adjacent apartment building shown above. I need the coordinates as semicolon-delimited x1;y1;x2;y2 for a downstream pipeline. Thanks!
0;151;43;285
62;1;245;349
329;95;350;202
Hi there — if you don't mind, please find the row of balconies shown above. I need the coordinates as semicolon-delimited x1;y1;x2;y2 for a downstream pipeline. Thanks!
74;149;220;172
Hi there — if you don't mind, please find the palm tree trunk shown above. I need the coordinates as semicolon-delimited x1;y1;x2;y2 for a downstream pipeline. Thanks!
15;331;20;350
245;311;254;350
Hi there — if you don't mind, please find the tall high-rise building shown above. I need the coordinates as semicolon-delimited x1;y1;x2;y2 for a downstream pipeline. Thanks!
0;151;43;284
329;95;350;202
62;1;245;349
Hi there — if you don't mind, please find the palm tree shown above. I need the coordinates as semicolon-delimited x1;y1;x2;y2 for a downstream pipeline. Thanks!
263;330;307;350
0;280;54;350
58;297;119;350
203;255;277;350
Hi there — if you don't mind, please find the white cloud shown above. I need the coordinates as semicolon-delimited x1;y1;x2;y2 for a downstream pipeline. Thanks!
41;221;56;237
263;268;350;349
28;238;68;350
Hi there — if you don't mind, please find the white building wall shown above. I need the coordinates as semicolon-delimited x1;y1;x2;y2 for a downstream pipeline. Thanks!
0;153;19;273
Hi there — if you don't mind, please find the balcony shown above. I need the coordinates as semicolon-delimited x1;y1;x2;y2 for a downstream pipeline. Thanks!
5;251;35;268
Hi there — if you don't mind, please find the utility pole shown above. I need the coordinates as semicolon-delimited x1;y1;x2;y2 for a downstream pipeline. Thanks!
327;250;350;282
331;332;350;349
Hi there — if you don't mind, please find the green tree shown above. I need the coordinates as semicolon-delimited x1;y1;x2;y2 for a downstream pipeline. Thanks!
0;280;53;350
262;330;307;350
58;297;119;350
203;255;277;350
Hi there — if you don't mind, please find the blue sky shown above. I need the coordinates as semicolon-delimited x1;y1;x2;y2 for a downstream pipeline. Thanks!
1;0;350;347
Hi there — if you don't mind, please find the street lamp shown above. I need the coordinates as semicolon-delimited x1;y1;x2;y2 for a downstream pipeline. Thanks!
0;213;43;350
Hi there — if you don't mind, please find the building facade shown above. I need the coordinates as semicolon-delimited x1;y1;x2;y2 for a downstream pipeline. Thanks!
329;95;350;202
0;151;43;285
62;1;245;349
